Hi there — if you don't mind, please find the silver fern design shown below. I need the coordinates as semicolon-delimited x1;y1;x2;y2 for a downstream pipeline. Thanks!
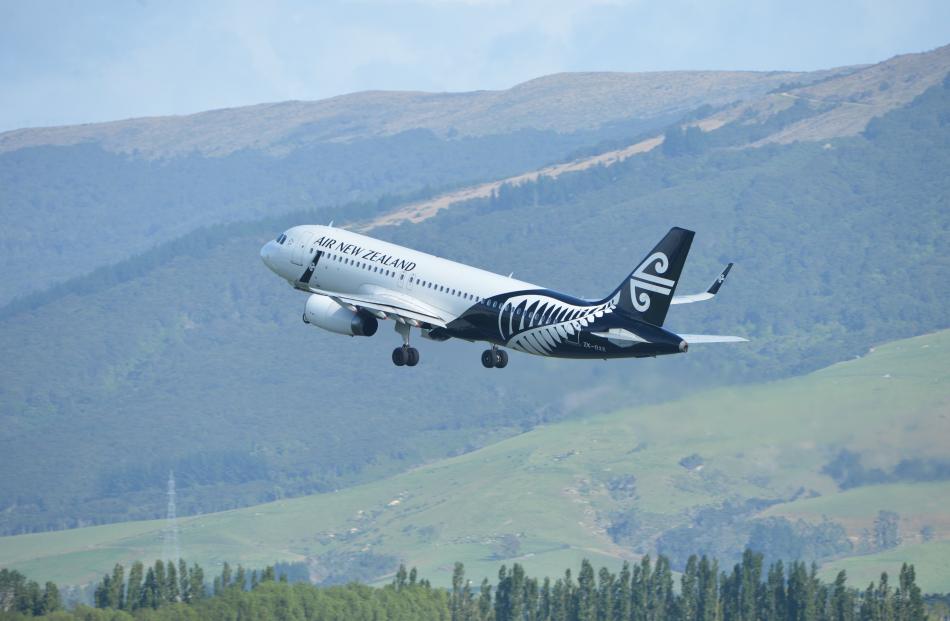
629;251;673;312
499;293;619;355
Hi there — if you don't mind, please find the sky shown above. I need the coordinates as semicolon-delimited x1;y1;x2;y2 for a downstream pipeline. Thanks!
1;0;949;132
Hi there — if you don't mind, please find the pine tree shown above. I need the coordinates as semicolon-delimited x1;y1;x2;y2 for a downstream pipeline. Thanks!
681;556;699;621
633;556;652;621
832;571;854;621
234;565;246;592
652;556;675;621
463;578;477;621
540;577;552;621
94;573;111;608
524;576;539;621
41;581;61;614
479;578;495;621
496;565;511;621
24;580;41;616
410;566;419;586
189;563;206;600
616;562;632;621
787;562;811;621
598;566;615;621
108;564;125;610
576;559;597;621
220;561;231;592
860;583;880;621
739;550;762;621
551;579;567;621
166;560;180;602
261;565;275;583
142;566;158;609
876;573;893;621
395;564;408;591
896;565;924;621
510;563;526;621
453;562;466;621
125;561;144;611
178;559;190;603
763;561;786;621
154;560;167;605
697;557;719;621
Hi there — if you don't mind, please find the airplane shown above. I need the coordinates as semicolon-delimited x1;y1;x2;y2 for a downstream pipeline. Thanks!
260;225;746;368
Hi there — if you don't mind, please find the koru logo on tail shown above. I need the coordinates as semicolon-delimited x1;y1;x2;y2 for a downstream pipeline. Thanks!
630;252;674;311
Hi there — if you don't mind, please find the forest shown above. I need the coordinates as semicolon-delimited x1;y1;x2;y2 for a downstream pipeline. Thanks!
0;551;932;620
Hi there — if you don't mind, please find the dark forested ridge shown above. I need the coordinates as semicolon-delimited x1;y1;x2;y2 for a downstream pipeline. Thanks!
0;73;948;537
0;551;934;620
0;121;670;305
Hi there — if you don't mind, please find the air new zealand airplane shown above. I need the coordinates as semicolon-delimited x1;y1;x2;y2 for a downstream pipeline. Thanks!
261;225;746;368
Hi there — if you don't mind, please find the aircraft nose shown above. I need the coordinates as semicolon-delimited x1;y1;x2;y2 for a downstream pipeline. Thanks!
260;241;277;270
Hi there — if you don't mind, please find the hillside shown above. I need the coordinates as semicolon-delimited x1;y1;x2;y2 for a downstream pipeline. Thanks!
364;44;950;230
0;69;842;306
2;330;947;593
688;44;950;145
1;64;948;538
0;69;848;157
0;48;941;306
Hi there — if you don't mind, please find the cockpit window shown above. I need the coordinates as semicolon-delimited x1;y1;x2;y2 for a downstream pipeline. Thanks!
276;233;287;244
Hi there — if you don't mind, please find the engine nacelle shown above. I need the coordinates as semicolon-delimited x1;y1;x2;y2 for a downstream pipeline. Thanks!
303;295;378;337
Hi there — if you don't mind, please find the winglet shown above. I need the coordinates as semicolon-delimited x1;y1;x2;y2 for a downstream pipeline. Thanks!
706;262;733;295
670;262;734;305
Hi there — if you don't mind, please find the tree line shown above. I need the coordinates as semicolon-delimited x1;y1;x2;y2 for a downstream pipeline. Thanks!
447;550;926;621
0;549;932;620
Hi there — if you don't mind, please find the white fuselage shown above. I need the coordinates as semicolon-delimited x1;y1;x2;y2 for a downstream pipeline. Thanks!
259;224;726;365
262;225;545;319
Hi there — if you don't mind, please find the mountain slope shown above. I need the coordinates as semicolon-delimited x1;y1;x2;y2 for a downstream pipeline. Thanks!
2;330;947;593
1;68;841;305
1;69;948;538
359;44;950;231
0;69;849;157
698;43;950;145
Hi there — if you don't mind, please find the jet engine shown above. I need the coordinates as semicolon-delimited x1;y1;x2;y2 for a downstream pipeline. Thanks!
302;295;378;337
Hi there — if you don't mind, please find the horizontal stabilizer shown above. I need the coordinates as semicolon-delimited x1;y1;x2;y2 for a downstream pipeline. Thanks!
671;263;733;305
679;334;748;344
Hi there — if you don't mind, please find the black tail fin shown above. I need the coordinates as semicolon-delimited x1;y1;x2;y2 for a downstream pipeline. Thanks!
608;227;694;326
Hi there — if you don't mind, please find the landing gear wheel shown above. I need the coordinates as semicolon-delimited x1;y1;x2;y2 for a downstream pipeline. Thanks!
481;350;495;368
392;346;407;366
494;349;508;368
406;347;420;367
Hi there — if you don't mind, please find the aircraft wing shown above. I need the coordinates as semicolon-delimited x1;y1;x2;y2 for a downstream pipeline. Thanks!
679;334;748;343
671;263;733;305
303;285;449;328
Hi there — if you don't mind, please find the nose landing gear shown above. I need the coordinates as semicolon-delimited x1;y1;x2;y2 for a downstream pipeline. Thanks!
392;322;420;367
481;346;508;369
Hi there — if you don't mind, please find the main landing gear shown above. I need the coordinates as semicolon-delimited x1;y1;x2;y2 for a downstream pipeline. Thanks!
392;322;419;367
481;346;508;369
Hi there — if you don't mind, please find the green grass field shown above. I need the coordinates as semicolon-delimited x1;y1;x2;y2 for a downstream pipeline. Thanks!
1;330;948;591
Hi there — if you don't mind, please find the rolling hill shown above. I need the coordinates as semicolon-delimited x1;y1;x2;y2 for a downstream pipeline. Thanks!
0;69;851;157
1;55;948;539
1;330;947;593
0;66;850;306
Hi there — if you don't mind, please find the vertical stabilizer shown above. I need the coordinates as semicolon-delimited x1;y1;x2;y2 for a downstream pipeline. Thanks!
611;227;694;326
